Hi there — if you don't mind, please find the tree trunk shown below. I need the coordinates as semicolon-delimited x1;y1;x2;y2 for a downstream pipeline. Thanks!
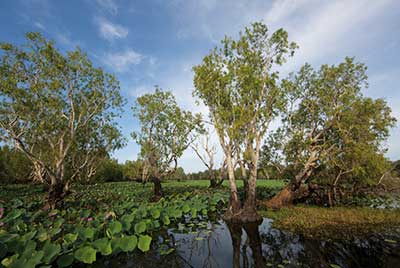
44;180;67;210
223;154;242;221
264;163;315;209
208;169;218;188
240;160;249;201
242;163;262;222
151;175;163;201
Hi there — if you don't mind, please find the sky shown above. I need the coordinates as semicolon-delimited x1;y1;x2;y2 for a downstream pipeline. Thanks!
0;0;399;172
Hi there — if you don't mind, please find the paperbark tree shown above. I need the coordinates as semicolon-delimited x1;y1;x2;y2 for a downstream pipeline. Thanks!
193;22;297;222
0;33;124;208
132;87;202;200
191;128;223;188
265;58;396;208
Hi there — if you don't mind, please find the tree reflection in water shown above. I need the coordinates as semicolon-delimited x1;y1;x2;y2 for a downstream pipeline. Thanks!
93;218;400;268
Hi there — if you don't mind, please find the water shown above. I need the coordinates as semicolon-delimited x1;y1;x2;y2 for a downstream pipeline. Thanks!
97;218;400;268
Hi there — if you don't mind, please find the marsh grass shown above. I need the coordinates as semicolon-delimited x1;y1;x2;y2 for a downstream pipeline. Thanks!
261;206;400;239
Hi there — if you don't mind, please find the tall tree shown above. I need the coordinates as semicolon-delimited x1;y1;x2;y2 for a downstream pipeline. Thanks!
193;22;297;222
0;33;125;208
265;58;396;208
191;128;223;188
132;87;202;200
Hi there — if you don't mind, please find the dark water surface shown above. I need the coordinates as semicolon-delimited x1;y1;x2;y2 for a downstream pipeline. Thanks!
97;218;400;268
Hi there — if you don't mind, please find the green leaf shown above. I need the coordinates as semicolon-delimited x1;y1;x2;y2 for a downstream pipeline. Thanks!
151;208;160;219
160;248;175;255
138;235;152;252
4;209;22;222
63;233;78;244
191;208;197;218
93;238;112;256
116;235;137;252
57;254;74;268
162;215;170;226
182;204;190;213
108;220;122;235
172;209;182;218
74;246;97;264
134;221;147;234
78;227;95;241
21;240;36;258
330;264;341;268
42;242;61;264
1;254;19;267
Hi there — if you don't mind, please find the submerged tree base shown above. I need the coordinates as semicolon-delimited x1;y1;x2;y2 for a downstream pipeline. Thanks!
223;208;263;223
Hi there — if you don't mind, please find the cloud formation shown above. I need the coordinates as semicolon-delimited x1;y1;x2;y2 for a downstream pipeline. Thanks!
95;17;128;41
103;49;142;72
96;0;118;15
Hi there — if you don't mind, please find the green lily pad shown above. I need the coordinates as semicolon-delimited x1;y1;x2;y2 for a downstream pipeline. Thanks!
74;246;97;264
151;208;161;219
134;221;147;234
42;242;61;264
116;235;137;252
108;220;122;235
57;254;74;268
93;238;112;256
138;235;152;252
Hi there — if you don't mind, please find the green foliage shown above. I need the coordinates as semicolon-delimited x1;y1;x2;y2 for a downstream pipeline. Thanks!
0;32;125;193
132;87;202;181
116;235;137;252
138;235;152;252
0;146;31;184
93;158;125;182
193;21;297;160
0;182;227;267
267;57;396;192
93;238;112;255
74;246;97;264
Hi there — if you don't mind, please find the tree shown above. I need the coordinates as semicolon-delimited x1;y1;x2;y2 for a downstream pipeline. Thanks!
132;87;202;200
93;158;124;182
193;22;297;222
265;58;396;208
0;145;32;184
0;33;124;208
191;128;223;188
70;122;125;184
122;159;144;181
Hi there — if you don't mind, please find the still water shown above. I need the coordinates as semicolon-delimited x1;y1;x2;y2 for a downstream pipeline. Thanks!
97;218;400;268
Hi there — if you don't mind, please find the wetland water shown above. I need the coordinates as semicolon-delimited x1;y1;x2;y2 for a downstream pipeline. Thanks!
97;218;400;268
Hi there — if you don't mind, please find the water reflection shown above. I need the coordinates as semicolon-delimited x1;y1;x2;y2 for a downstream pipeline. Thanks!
170;219;400;268
94;218;400;268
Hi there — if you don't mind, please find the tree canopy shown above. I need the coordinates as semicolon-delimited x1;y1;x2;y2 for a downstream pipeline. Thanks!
132;87;202;199
0;32;125;207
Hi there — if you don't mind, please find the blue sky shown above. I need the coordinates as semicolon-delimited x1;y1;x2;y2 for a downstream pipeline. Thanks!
0;0;399;172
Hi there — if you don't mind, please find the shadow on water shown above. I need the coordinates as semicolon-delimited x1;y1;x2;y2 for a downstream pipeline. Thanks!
95;218;400;268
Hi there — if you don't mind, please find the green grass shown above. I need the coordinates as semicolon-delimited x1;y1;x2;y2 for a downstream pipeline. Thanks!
260;205;400;238
162;179;285;188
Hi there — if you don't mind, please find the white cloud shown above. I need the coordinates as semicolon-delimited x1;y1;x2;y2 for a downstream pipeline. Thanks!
278;0;394;72
128;85;153;97
33;21;46;31
54;33;83;50
103;49;142;72
264;0;314;24
96;0;118;15
95;17;128;41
